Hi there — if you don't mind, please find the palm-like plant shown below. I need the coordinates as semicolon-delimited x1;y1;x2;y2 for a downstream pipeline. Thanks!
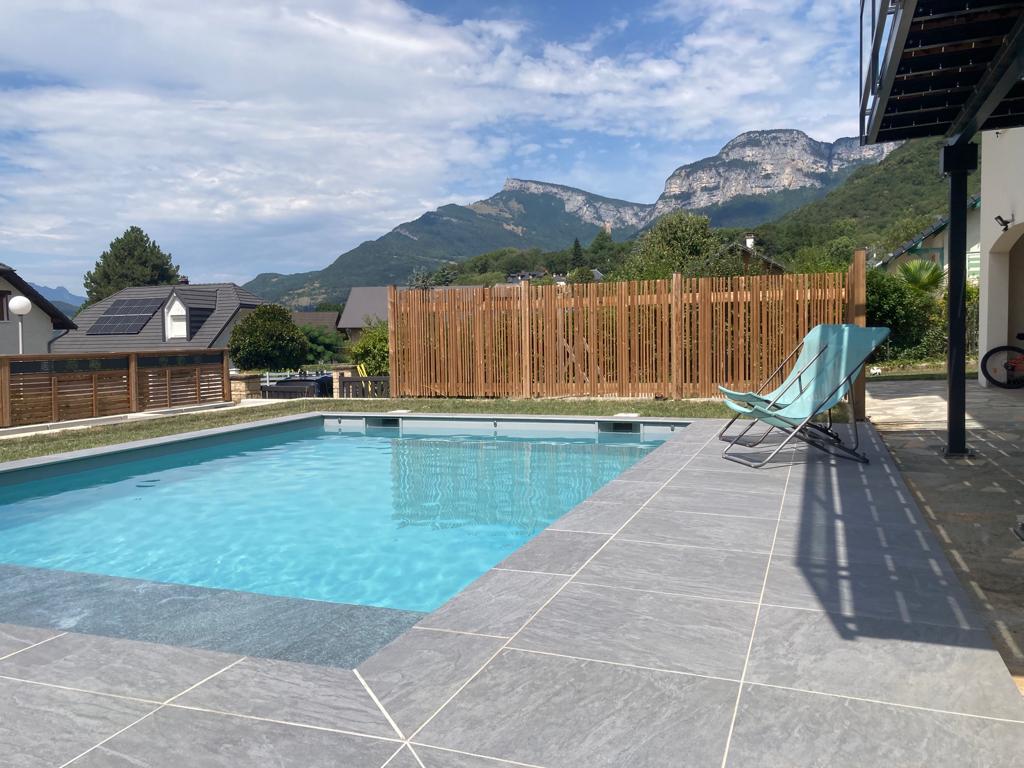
897;258;945;294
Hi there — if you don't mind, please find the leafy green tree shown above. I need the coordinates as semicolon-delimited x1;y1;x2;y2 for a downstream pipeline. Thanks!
84;226;180;304
351;319;390;376
616;213;734;279
788;244;847;274
866;269;935;359
570;238;585;269
299;324;345;365
228;305;310;371
588;229;615;259
897;259;944;294
407;269;433;289
881;215;934;252
567;266;593;284
433;265;458;286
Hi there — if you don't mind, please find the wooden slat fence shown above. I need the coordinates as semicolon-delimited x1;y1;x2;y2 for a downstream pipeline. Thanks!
389;259;866;399
0;350;230;428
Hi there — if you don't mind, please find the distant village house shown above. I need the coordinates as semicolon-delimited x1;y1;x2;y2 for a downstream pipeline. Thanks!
50;282;263;355
0;263;77;355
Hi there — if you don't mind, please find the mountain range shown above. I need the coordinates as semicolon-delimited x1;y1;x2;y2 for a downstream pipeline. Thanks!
29;282;85;316
244;130;897;306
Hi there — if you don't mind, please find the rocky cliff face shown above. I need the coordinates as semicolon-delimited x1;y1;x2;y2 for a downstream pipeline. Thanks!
497;179;653;230
652;130;897;217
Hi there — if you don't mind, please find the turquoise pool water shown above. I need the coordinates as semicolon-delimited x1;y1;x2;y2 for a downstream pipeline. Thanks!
0;421;659;612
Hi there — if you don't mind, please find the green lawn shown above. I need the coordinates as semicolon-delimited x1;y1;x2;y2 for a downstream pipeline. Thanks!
868;368;977;382
0;398;735;463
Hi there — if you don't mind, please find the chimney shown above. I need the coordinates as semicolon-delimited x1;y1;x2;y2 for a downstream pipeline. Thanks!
178;276;190;285
744;233;755;251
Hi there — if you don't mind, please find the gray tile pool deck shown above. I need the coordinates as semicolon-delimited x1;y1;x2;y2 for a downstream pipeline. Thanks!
1;418;1022;766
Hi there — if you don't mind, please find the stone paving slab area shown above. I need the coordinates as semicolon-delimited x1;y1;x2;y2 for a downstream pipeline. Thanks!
867;379;1024;692
1;418;1022;766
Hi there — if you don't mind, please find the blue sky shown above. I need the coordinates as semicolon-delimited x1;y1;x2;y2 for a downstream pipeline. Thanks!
0;0;859;292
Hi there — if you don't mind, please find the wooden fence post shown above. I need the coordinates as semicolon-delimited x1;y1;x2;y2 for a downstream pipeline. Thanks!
0;358;10;428
520;282;531;398
128;353;139;413
847;248;868;420
50;373;58;423
698;278;712;397
387;285;399;397
220;350;230;403
672;273;683;399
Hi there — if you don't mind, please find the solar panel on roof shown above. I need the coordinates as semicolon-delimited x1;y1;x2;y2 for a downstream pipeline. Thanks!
86;296;165;335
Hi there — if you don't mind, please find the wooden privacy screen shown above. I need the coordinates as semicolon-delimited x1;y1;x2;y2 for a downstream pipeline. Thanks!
389;258;866;399
0;350;230;428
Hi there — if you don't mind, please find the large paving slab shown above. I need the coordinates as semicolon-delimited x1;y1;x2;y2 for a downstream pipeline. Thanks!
0;631;241;701
725;683;1023;768
0;677;154;768
414;649;739;768
69;706;400;767
173;657;400;737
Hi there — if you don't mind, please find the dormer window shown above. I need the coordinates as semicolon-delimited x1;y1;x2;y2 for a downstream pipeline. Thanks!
164;296;188;341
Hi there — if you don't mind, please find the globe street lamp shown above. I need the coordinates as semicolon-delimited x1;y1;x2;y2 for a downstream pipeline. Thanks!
9;295;32;355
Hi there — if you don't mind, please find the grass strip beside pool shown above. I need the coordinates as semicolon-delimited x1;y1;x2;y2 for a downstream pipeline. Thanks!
0;398;736;463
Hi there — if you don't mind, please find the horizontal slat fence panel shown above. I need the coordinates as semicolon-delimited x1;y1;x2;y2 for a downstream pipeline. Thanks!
389;268;856;399
0;350;230;428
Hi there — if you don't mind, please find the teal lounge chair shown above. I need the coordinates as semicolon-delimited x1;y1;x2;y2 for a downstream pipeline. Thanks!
721;324;890;468
718;324;839;446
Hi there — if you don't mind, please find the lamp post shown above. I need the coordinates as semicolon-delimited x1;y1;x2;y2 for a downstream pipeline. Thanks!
9;295;32;355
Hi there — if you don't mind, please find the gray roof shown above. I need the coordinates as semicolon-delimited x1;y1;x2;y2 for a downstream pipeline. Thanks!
338;286;389;330
50;283;262;353
292;311;341;333
0;263;77;330
880;194;982;267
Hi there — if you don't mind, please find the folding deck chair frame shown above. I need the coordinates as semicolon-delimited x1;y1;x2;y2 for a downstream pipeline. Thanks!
718;325;841;448
721;327;888;469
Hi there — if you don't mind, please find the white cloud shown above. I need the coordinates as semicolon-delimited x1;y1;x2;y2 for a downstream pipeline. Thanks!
0;0;860;288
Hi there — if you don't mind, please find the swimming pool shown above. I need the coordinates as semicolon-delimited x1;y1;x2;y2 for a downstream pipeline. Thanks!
0;416;667;612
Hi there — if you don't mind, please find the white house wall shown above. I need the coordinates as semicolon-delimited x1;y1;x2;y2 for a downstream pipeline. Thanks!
0;276;59;355
1009;237;1024;347
979;128;1024;376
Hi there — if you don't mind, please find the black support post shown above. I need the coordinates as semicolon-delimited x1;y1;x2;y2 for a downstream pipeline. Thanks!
940;143;978;457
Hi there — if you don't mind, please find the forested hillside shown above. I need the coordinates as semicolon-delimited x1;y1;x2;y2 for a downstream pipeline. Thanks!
755;138;979;270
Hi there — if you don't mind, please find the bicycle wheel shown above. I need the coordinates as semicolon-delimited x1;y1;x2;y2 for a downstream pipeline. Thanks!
981;346;1024;388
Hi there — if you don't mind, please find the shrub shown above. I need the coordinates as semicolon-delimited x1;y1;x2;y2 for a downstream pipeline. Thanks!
567;266;594;284
228;305;309;371
351;319;390;376
905;280;980;361
897;258;945;294
300;324;345;365
865;269;935;359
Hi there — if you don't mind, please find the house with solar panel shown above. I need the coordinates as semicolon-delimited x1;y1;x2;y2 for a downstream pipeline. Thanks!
50;282;263;356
